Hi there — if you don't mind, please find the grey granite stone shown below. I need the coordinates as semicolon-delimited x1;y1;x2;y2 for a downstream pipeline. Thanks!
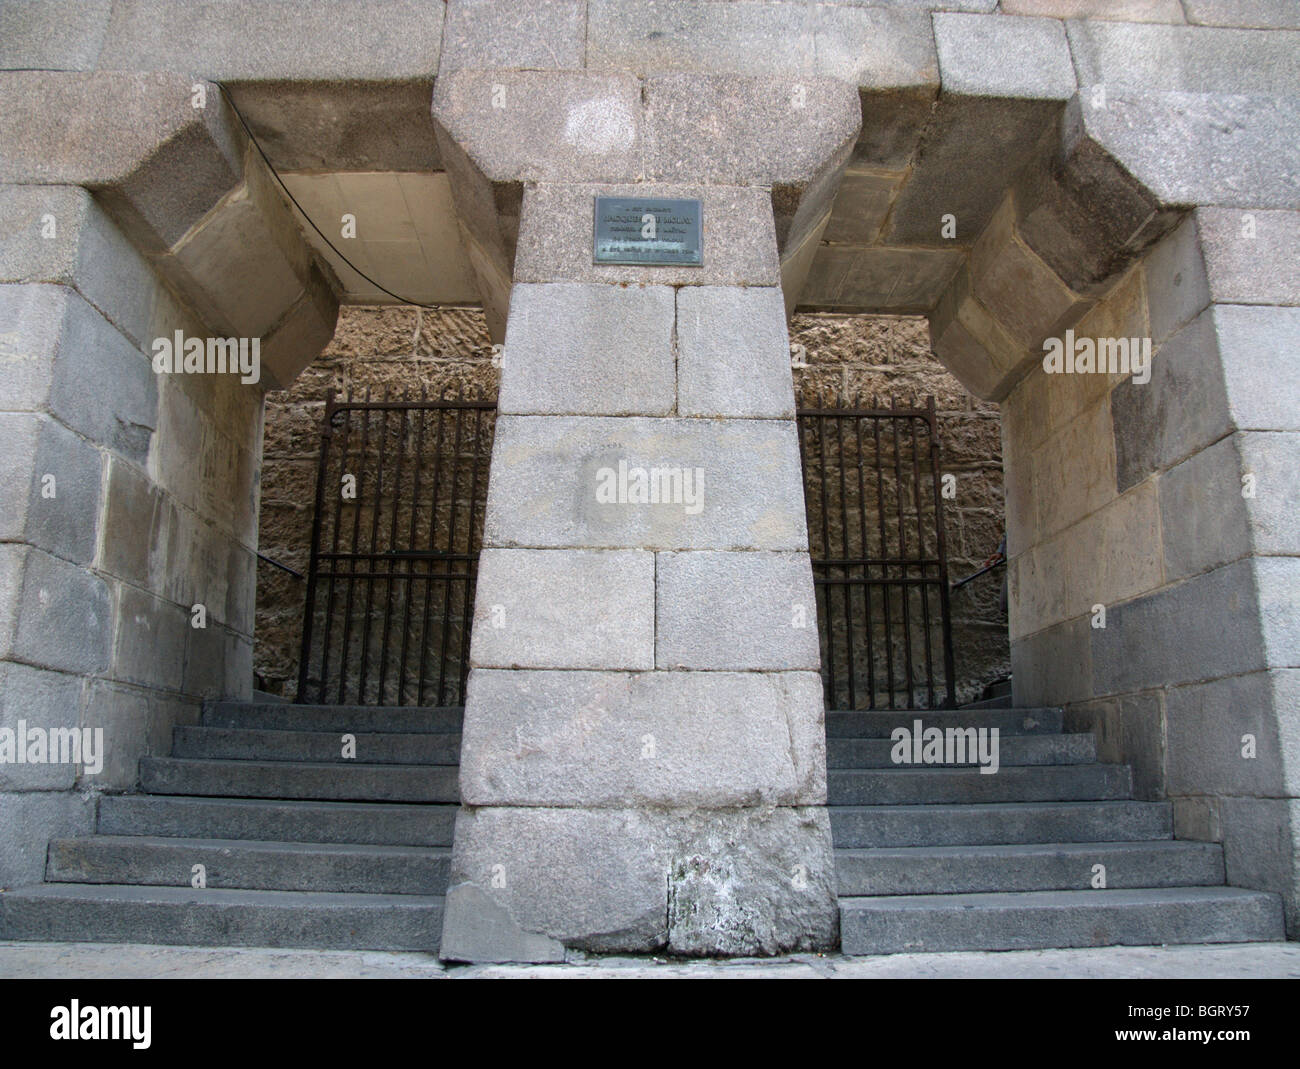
469;549;655;670
655;551;820;669
482;415;810;551
676;287;795;418
459;668;827;806
497;283;676;416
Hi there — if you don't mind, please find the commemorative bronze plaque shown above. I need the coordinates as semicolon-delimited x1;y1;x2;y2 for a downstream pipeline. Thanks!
593;196;703;266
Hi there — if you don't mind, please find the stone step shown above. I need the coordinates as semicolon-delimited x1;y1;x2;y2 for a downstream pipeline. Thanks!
839;886;1285;955
98;795;457;847
46;836;450;896
174;726;463;765
251;689;289;704
825;707;1062;738
0;883;443;951
827;732;1095;769
835;841;1225;896
961;694;1013;709
140;757;460;804
829;800;1172;848
827;763;1131;806
203;702;463;734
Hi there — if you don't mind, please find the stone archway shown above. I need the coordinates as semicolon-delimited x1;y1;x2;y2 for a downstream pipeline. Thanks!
1;2;1295;955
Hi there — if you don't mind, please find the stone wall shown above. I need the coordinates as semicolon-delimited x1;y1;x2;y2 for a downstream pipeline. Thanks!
254;306;1008;705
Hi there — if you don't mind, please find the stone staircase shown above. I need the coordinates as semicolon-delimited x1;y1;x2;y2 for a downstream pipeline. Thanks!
827;705;1286;954
1;699;1287;957
0;701;463;951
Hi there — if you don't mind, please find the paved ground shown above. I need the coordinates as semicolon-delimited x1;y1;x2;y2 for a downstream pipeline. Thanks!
1;941;1298;979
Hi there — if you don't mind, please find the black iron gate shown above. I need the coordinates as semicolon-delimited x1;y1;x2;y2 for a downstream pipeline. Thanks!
797;396;956;710
297;391;496;706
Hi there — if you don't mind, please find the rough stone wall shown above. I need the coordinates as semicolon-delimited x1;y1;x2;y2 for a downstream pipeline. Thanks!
255;306;1008;705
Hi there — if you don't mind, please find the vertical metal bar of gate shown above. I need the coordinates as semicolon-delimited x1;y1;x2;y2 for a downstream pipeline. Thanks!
797;397;956;711
297;393;496;707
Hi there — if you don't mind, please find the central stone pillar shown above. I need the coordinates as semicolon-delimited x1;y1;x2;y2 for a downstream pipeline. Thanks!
432;70;857;960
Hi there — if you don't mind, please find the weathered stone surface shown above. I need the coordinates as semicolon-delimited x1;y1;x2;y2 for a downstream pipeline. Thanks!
1111;309;1226;491
1078;89;1300;210
1064;476;1163;613
0;790;94;888
1167;670;1299;797
440;0;583;72
883;96;1060;245
971;197;1089;350
514;183;780;287
1007;529;1069;641
853;87;937;172
97;457;170;593
258;262;339;391
1255;556;1300;670
803;245;963;313
822;170;900;244
1066;21;1300;96
664;806;838;956
0;72;246;252
96;0;442;80
587;1;938;86
1;546;112;675
0;283;156;464
641;73;860;247
1002;0;1184;20
469;549;654;670
1013;100;1180;296
433;70;644;183
1143;213;1210;345
1195;208;1300;306
1219;796;1300;935
0;0;112;71
439;883;565;964
676;287;795;418
1215;304;1300;432
227;81;439;173
0;413;102;565
497;283;675;416
442;806;673;955
459;669;827;806
928;261;1025;399
655;552;820;670
1184;0;1300;29
1158;434;1251;581
935;13;1076;100
441;803;837;957
1066;690;1166;800
1239;432;1300;556
0;661;83;791
80;677;177;789
110;583;188;692
482;415;809;550
1091;558;1265;695
1030;400;1118;539
1010;615;1092;706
